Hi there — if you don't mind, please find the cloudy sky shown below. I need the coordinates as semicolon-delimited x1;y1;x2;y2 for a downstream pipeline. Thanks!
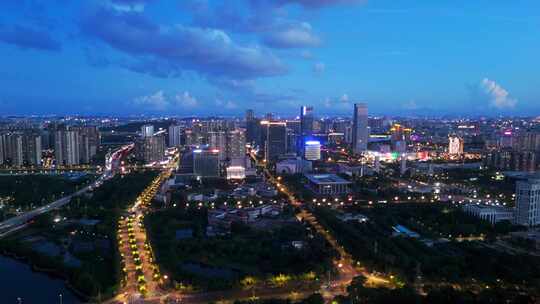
0;0;539;116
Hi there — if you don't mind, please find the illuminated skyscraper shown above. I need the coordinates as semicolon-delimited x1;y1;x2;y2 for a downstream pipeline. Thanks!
352;103;368;154
299;106;314;156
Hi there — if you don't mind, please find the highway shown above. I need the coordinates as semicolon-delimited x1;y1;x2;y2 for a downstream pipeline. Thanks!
0;144;134;239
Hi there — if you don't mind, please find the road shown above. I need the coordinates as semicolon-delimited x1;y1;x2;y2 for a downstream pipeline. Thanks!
0;144;133;239
250;151;390;299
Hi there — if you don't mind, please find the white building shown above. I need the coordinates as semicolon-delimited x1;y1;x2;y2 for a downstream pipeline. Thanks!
515;178;540;227
141;124;155;137
304;140;321;161
449;135;464;155
226;166;246;180
168;125;182;147
462;204;514;225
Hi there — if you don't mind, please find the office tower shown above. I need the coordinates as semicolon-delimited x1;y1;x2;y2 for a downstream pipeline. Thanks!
287;130;300;154
193;148;220;177
448;135;464;155
515;178;540;227
141;124;155;137
246;110;260;145
299;106;314;157
261;121;287;162
137;131;166;163
304;140;321;161
352;103;368;154
169;125;182;147
300;106;314;137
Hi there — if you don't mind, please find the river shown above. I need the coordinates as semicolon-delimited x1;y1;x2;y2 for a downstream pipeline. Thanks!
0;255;81;304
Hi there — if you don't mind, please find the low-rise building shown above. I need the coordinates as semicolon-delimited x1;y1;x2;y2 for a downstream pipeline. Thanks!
462;204;515;225
304;174;351;195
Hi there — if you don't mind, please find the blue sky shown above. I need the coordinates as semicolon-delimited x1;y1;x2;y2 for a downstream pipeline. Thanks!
0;0;538;116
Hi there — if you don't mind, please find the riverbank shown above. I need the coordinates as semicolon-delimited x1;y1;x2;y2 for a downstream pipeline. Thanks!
1;250;89;302
0;254;82;303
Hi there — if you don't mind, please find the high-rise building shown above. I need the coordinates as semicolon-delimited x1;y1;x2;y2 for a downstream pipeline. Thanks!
261;121;287;162
75;126;100;164
168;125;182;148
448;135;464;155
226;129;246;160
352;103;369;154
136;131;166;163
246;109;260;145
300;106;314;137
0;133;5;166
55;130;80;166
193;148;220;177
184;129;204;146
304;140;321;161
515;178;540;227
22;133;42;166
141;124;155;137
7;133;24;167
208;131;227;160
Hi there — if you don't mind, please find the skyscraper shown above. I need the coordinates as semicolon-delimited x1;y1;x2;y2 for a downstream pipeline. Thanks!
55;130;81;166
136;131;166;163
141;124;155;137
515;178;540;227
299;106;314;156
168;125;183;147
352;103;369;154
246;109;260;145
300;106;314;137
193;148;220;177
261;121;287;162
22;133;42;166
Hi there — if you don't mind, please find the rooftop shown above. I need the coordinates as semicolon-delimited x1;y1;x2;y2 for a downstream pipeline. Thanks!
305;174;351;185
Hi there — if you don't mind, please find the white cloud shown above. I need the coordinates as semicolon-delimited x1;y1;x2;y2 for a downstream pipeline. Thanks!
215;99;238;109
175;91;198;108
480;78;517;109
263;21;321;48
323;94;352;109
133;90;199;111
402;100;418;110
313;62;325;75
133;90;168;110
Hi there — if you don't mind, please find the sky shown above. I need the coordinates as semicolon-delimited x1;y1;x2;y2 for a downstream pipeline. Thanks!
0;0;539;117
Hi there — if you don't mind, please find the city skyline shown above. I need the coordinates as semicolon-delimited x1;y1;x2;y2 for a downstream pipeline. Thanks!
1;0;539;116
